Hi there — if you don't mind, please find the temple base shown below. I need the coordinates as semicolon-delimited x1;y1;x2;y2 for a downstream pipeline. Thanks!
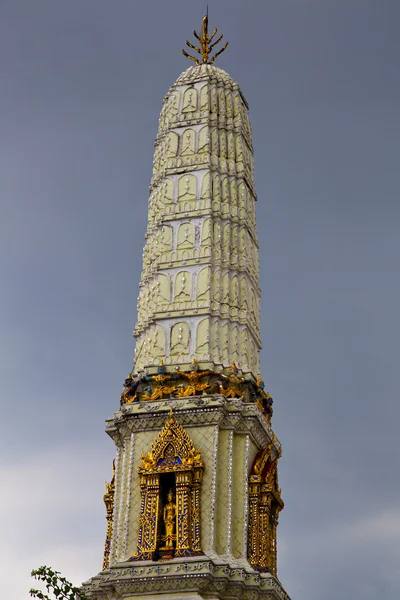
82;556;290;600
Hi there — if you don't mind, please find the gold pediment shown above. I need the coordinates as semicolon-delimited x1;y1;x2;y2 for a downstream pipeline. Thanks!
139;410;203;473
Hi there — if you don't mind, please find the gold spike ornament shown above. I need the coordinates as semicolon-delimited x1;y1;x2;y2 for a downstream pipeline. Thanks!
182;13;228;65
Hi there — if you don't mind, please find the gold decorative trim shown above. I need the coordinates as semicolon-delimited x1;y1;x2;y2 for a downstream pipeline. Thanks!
218;363;246;398
120;361;274;422
102;460;115;570
132;410;204;561
248;445;283;576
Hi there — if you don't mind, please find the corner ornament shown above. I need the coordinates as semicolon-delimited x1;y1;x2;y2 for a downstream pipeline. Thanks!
248;442;284;576
102;460;116;570
182;13;228;65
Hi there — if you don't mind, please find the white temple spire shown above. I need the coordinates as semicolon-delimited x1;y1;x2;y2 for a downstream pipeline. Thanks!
133;64;261;379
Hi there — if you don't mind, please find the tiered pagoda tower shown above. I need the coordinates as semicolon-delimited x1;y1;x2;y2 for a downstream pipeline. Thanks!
83;15;290;600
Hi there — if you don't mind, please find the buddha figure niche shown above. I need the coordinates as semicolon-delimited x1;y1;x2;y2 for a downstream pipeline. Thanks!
160;488;176;559
133;412;204;562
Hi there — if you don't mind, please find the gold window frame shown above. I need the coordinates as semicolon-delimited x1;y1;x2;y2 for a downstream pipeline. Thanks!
248;444;284;576
133;411;204;561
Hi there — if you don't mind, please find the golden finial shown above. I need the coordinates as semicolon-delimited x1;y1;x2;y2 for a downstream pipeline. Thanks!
182;11;228;65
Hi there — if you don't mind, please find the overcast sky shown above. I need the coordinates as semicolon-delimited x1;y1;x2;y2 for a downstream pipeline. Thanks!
1;1;399;599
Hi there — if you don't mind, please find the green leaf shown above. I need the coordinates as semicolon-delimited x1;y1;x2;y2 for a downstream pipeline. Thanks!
30;566;88;600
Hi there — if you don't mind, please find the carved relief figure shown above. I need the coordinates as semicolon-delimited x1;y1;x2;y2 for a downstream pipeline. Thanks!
227;132;235;159
167;131;179;157
198;126;209;154
196;266;210;302
178;174;196;201
177;223;195;249
222;223;231;253
221;177;229;216
221;272;229;303
199;84;209;111
231;226;238;263
212;269;221;302
157;274;171;304
157;179;174;211
134;336;144;368
182;87;197;113
250;288;257;320
200;218;212;247
161;92;178;129
157;225;172;255
211;320;220;361
238;181;247;219
211;128;219;156
196;317;210;355
170;322;190;357
231;275;239;307
181;128;196;155
241;329;249;367
233;94;242;118
236;135;243;162
250;340;256;373
230;179;238;216
219;130;227;158
213;222;221;252
226;91;233;119
153;325;166;359
210;86;218;113
201;172;211;199
212;174;221;210
240;277;248;310
222;323;229;363
231;326;239;363
239;227;247;255
174;271;191;301
219;89;226;114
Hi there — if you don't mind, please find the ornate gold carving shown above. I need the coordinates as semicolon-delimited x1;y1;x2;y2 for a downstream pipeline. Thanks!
252;442;273;476
141;382;177;401
141;368;178;401
120;372;138;404
255;377;274;421
218;363;245;398
175;361;213;397
102;460;115;570
182;11;228;65
121;362;274;422
133;412;204;561
182;13;228;65
139;409;204;473
247;444;284;576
